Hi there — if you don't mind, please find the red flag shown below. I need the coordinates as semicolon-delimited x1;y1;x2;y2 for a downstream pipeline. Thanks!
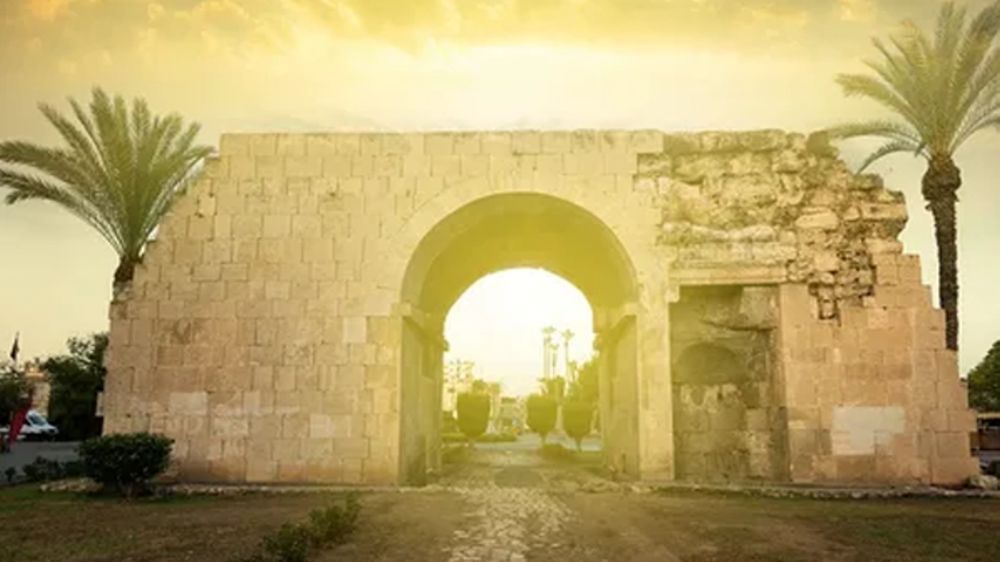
8;407;28;448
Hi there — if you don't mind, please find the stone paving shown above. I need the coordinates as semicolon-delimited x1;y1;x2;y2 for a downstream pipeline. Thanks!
438;449;580;562
444;487;571;562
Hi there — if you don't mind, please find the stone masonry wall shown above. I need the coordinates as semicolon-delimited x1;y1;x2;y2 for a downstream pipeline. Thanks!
651;130;904;319
670;286;789;482
101;129;978;486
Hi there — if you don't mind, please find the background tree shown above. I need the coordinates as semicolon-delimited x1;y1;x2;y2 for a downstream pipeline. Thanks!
968;340;1000;411
830;1;1000;350
43;333;108;441
456;392;490;445
0;88;213;295
526;394;557;445
567;358;599;404
539;376;566;400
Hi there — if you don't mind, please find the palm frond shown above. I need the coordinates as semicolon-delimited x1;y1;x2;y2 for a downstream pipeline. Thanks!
836;73;923;126
953;2;1000;104
857;140;924;172
826;120;922;144
0;168;123;253
0;87;213;279
953;84;1000;148
833;1;1000;162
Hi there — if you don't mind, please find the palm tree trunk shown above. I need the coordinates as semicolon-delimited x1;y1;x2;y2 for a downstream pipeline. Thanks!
112;256;136;297
921;156;961;351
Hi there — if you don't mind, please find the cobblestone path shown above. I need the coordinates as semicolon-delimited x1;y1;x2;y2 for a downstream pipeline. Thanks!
435;449;609;562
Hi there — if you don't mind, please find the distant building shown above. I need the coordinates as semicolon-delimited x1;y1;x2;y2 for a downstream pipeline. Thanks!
24;361;51;416
442;359;476;415
495;396;524;433
975;413;1000;451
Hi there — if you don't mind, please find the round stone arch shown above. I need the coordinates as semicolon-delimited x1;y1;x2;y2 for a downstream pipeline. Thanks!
395;192;646;484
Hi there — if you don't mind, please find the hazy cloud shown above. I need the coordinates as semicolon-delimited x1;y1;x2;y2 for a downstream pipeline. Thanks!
4;0;986;62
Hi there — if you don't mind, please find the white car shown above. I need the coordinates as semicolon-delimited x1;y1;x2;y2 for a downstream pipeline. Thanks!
0;410;59;441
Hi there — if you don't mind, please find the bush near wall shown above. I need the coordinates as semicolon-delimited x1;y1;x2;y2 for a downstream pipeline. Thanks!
78;432;173;497
21;456;84;482
456;393;491;443
526;394;557;445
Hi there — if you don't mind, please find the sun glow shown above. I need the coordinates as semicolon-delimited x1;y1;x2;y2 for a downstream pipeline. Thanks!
444;268;595;397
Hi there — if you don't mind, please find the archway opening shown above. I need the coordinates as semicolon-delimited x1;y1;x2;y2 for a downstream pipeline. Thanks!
441;268;598;454
399;193;639;484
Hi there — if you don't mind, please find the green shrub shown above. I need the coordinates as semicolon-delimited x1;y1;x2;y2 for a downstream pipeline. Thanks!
526;394;557;444
562;401;593;451
988;460;1000;477
240;495;362;562
3;467;15;484
456;393;490;443
261;523;312;562
78;432;173;497
307;494;360;546
21;456;84;482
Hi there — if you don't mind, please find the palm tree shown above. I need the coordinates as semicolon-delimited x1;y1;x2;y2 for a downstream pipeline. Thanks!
830;1;1000;350
0;88;213;296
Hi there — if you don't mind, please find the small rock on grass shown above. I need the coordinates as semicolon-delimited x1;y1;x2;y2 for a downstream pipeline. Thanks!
966;474;999;491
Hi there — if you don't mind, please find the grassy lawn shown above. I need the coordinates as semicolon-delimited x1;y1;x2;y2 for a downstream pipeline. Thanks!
0;486;351;562
557;490;1000;562
0;485;466;562
0;484;997;562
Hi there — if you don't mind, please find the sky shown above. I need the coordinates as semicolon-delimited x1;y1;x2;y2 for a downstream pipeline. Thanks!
0;0;998;383
444;269;594;397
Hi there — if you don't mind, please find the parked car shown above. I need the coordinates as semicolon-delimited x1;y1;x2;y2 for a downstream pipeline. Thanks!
0;410;59;441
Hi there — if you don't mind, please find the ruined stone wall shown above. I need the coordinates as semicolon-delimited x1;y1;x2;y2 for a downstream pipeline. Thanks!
101;129;978;486
651;130;904;319
776;274;978;485
670;286;788;482
651;130;977;485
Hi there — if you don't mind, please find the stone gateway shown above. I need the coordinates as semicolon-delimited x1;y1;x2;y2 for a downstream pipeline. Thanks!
102;129;979;486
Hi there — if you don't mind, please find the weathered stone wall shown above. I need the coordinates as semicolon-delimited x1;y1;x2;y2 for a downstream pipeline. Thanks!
653;130;904;320
101;129;978;486
670;286;788;482
777;277;978;484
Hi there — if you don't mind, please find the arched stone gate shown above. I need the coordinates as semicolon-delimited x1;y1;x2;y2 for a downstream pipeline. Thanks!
102;130;979;486
397;192;652;484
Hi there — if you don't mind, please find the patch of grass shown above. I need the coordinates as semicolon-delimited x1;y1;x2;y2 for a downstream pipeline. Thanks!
0;485;81;513
0;487;363;562
811;504;1000;561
